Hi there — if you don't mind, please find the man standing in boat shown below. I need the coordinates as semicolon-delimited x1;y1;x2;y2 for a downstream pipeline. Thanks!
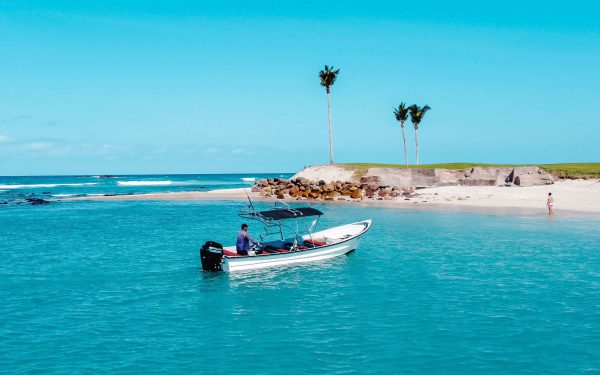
236;224;260;255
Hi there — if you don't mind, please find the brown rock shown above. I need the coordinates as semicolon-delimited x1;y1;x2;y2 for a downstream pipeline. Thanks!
360;176;380;184
378;188;391;197
326;191;338;198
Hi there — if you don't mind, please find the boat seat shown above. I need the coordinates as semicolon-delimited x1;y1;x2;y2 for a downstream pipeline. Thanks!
304;239;326;247
223;249;241;257
261;246;289;254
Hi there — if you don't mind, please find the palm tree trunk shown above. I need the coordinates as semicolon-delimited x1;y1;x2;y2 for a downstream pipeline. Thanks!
401;124;408;168
327;91;334;165
415;128;419;165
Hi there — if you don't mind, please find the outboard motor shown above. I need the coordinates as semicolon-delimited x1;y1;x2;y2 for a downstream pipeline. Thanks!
200;241;224;271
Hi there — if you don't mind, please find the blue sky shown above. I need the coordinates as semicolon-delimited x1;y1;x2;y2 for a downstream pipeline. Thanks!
1;0;599;175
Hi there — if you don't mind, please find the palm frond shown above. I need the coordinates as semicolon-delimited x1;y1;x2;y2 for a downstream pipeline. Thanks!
393;102;409;123
319;65;340;91
408;104;431;129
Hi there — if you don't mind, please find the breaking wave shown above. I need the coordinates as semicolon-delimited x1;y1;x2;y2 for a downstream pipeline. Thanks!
116;180;202;187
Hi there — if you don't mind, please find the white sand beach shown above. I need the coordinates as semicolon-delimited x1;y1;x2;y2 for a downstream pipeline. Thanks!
393;179;600;213
68;179;600;214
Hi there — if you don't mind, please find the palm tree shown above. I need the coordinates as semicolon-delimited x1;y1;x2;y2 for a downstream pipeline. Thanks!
393;103;410;168
319;65;340;165
408;104;431;165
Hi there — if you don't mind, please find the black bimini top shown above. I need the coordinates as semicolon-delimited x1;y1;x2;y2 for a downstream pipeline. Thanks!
256;207;323;220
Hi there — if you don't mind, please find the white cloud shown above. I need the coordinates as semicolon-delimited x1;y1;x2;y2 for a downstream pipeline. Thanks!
25;141;54;151
231;148;253;156
0;134;9;143
203;147;221;155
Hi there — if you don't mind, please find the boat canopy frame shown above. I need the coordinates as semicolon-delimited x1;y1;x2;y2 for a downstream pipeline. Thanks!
239;183;324;243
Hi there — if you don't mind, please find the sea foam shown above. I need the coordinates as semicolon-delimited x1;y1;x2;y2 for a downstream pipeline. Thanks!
117;180;201;186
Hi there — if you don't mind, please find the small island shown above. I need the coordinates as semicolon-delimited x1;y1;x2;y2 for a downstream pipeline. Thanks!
71;163;600;214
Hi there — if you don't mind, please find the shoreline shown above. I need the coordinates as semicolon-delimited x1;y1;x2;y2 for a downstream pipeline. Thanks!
66;180;600;216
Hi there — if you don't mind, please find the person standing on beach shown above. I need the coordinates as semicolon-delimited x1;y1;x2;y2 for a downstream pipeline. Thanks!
236;223;260;255
546;192;554;215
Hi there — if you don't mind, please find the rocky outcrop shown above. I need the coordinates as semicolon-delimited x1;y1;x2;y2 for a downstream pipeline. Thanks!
513;173;554;186
25;198;50;205
462;167;514;186
368;166;553;188
292;165;357;183
258;165;554;202
252;176;414;201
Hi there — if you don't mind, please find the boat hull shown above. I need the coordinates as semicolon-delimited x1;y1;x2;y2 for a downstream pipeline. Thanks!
221;219;371;273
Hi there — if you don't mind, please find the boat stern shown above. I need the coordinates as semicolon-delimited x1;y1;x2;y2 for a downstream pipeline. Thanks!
200;241;224;271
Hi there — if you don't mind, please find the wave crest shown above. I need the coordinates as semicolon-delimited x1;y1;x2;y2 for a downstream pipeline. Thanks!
116;180;202;187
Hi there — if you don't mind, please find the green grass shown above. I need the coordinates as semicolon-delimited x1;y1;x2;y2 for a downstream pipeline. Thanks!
538;163;600;178
339;162;600;179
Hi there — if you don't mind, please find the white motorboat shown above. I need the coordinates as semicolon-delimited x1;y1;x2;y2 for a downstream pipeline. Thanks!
200;205;372;273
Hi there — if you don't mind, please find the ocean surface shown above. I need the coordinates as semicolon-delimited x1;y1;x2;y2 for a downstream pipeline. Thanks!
1;174;599;374
0;173;291;205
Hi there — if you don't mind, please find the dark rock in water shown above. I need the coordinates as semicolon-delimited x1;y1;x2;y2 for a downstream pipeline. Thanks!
0;201;7;204
42;191;52;195
103;194;116;196
99;175;118;178
25;198;50;205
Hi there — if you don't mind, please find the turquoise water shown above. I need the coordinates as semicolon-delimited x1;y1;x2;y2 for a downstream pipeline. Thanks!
1;178;600;373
